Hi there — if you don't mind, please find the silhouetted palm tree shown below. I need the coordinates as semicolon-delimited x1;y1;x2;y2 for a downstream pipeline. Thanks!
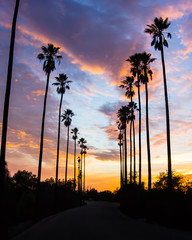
82;145;88;192
128;101;138;184
77;156;82;192
120;76;135;100
78;138;87;190
61;109;74;185
118;131;123;187
37;44;62;199
71;127;79;190
117;106;130;185
53;73;71;191
140;52;155;190
126;53;142;185
145;17;172;190
0;0;20;238
120;76;136;184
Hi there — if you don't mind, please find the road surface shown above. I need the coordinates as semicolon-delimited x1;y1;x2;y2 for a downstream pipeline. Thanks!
13;201;192;240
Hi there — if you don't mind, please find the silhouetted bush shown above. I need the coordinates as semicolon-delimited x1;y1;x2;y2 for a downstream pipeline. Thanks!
120;172;192;230
6;170;82;238
86;188;120;202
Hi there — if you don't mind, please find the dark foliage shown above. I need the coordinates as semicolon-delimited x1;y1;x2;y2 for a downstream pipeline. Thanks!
120;172;192;230
86;188;120;202
7;170;82;238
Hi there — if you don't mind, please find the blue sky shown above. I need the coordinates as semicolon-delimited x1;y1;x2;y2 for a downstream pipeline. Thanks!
0;0;192;190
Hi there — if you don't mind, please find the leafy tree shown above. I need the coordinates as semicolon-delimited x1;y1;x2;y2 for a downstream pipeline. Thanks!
71;127;79;191
145;17;172;190
140;52;155;190
53;73;71;190
12;170;37;191
61;109;74;184
153;171;185;191
37;44;62;200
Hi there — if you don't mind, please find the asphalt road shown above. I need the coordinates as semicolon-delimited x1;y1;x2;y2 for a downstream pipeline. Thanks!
13;201;192;240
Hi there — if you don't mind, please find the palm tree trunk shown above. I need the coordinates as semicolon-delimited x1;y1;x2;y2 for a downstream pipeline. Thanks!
74;139;76;191
160;37;172;190
137;78;142;186
133;120;136;184
78;159;80;192
0;0;20;238
55;93;63;190
122;135;125;185
65;125;70;185
80;151;83;192
145;78;151;191
83;153;85;192
119;139;123;188
124;127;127;185
130;121;132;184
37;71;50;207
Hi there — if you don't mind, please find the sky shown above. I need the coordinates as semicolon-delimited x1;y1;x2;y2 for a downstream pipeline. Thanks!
0;0;192;191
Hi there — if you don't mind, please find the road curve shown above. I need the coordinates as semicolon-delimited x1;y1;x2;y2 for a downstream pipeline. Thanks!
12;201;192;240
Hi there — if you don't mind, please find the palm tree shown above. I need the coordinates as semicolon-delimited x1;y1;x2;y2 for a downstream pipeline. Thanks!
128;101;138;184
140;52;155;190
118;131;123;187
37;44;62;200
145;17;172;190
126;53;142;185
82;145;88;192
77;156;82;192
78;138;87;190
61;109;74;185
53;73;71;191
0;0;20;238
120;76;136;184
117;106;130;185
120;76;135;100
78;138;87;153
71;127;79;191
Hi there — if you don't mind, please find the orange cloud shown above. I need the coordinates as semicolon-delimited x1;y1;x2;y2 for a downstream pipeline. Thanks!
31;90;44;96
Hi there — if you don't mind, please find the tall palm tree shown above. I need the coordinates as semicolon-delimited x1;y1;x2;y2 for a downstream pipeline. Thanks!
78;138;87;190
37;44;62;200
53;74;71;191
126;53;142;185
128;101;138;184
145;17;172;190
82;145;88;192
0;0;20;238
71;127;79;191
118;131;123;187
61;109;74;185
117;106;130;185
120;76;136;184
140;52;155;190
120;76;135;100
77;156;82;192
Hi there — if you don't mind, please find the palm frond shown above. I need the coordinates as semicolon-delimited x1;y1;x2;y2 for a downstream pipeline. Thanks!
163;39;168;47
37;53;45;60
167;32;171;39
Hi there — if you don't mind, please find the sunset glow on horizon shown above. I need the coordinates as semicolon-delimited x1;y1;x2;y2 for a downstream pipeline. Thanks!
1;0;192;192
